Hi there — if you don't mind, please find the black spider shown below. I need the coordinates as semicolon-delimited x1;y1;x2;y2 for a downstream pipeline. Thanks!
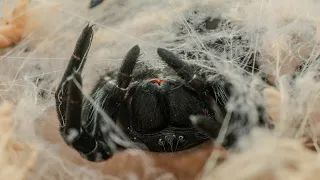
55;24;271;162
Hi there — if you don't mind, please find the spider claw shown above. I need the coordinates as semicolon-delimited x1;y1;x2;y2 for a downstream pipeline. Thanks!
89;0;104;8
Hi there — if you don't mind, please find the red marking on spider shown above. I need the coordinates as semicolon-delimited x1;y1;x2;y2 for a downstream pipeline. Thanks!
151;79;165;84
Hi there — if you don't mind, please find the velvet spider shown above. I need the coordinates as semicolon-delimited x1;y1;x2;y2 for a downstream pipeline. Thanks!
55;24;270;162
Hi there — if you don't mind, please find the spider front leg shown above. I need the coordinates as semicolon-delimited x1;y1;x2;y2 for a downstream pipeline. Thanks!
55;24;93;127
157;48;270;147
55;24;140;162
55;24;112;161
83;44;140;142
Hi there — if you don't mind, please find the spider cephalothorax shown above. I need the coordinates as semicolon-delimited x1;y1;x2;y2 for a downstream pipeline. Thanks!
55;24;270;162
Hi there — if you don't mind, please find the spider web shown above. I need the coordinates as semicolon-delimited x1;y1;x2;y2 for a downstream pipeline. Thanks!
2;0;320;179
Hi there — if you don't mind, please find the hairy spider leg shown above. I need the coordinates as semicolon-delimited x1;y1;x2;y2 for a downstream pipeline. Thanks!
157;48;270;147
55;24;115;162
83;45;140;139
55;23;142;162
157;48;224;138
55;23;93;129
117;45;140;88
65;72;115;161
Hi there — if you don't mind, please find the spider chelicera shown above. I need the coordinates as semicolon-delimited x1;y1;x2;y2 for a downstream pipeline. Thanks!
54;24;270;162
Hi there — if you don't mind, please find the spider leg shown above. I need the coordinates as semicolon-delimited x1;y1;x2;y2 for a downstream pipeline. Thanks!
157;48;270;147
64;71;113;161
117;45;140;88
55;24;142;161
55;24;93;126
83;45;140;123
157;48;219;109
157;48;226;134
83;45;140;142
54;24;114;162
89;0;104;8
